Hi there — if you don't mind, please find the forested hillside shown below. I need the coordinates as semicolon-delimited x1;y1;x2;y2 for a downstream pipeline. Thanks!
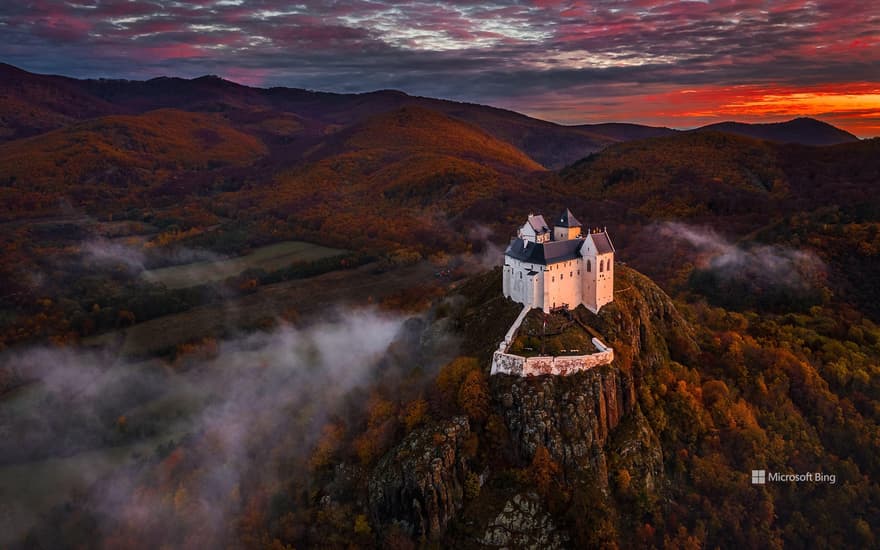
1;63;878;549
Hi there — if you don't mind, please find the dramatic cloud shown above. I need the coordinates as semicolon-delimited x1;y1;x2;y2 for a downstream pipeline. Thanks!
0;1;878;135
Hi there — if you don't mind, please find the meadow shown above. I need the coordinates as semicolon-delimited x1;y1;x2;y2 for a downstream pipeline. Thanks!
141;241;348;289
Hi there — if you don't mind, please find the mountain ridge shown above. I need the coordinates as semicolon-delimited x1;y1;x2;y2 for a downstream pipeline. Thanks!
0;63;860;168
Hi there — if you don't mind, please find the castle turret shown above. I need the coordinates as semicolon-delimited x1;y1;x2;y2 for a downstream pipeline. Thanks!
553;208;582;241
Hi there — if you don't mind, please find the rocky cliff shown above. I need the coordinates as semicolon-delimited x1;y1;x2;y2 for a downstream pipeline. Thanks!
492;366;633;484
489;266;684;485
368;416;471;540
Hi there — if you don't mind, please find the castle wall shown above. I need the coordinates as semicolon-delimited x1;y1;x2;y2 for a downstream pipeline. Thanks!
595;253;614;311
542;259;582;312
490;352;525;376
504;259;544;309
491;349;615;377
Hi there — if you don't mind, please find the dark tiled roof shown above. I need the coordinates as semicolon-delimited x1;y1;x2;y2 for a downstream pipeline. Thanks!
505;237;583;265
554;208;582;228
544;239;583;263
591;232;615;254
506;238;545;263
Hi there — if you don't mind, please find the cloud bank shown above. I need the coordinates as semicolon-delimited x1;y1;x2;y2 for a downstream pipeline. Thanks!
0;308;443;547
658;221;825;291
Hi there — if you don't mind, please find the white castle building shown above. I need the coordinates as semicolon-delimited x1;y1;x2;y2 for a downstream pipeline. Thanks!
502;209;614;313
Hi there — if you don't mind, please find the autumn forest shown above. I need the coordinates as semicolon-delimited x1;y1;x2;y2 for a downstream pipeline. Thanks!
1;63;879;549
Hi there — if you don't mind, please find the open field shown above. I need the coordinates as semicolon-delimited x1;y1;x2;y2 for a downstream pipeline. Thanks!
87;260;439;357
142;241;348;289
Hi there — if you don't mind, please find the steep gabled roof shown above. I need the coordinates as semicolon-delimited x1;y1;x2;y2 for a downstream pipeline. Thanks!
527;214;550;234
590;231;615;254
554;208;582;228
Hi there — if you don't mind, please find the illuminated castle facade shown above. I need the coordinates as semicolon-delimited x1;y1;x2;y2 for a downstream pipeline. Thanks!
502;209;614;313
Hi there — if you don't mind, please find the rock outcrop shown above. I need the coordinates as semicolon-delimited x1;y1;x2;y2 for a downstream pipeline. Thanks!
368;416;471;540
608;404;664;496
492;366;633;482
480;493;569;549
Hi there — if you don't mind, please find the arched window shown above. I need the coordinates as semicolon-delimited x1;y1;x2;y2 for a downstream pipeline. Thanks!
608;258;612;271
519;272;522;279
561;274;564;280
600;260;604;272
587;260;591;272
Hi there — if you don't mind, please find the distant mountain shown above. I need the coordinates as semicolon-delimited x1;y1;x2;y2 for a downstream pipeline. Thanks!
576;122;678;141
0;63;121;140
696;117;859;146
0;63;863;171
307;105;543;172
559;130;880;315
0;64;617;168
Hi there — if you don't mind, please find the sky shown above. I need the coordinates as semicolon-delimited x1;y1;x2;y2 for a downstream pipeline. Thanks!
0;0;878;136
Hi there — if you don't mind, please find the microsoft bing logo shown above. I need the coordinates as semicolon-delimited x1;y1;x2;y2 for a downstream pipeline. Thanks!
751;470;766;484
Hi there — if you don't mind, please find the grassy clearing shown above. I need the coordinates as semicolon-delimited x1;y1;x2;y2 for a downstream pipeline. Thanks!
508;309;597;357
142;241;348;289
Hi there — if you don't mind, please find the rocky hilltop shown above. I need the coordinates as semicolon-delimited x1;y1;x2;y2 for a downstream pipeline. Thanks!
367;265;688;546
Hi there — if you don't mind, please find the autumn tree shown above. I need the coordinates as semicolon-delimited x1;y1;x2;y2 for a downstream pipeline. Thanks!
530;445;560;498
457;369;490;423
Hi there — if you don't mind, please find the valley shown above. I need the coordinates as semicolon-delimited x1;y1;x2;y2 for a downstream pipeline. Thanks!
0;64;878;549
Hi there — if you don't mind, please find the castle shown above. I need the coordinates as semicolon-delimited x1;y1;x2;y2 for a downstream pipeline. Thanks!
502;209;614;313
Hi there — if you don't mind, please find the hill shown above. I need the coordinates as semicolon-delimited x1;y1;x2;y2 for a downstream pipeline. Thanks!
0;109;267;219
0;64;646;168
0;63;119;140
559;132;880;318
246;107;547;253
577;122;678;141
0;65;864;170
697;117;859;146
12;265;880;548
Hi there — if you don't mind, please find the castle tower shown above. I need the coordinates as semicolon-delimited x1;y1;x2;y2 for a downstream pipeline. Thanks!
553;208;582;241
517;214;551;244
580;228;615;313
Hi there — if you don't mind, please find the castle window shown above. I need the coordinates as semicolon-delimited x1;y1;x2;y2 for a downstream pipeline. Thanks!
519;272;522;279
552;276;555;282
587;260;591;272
561;274;564;280
570;272;573;278
600;260;604;272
